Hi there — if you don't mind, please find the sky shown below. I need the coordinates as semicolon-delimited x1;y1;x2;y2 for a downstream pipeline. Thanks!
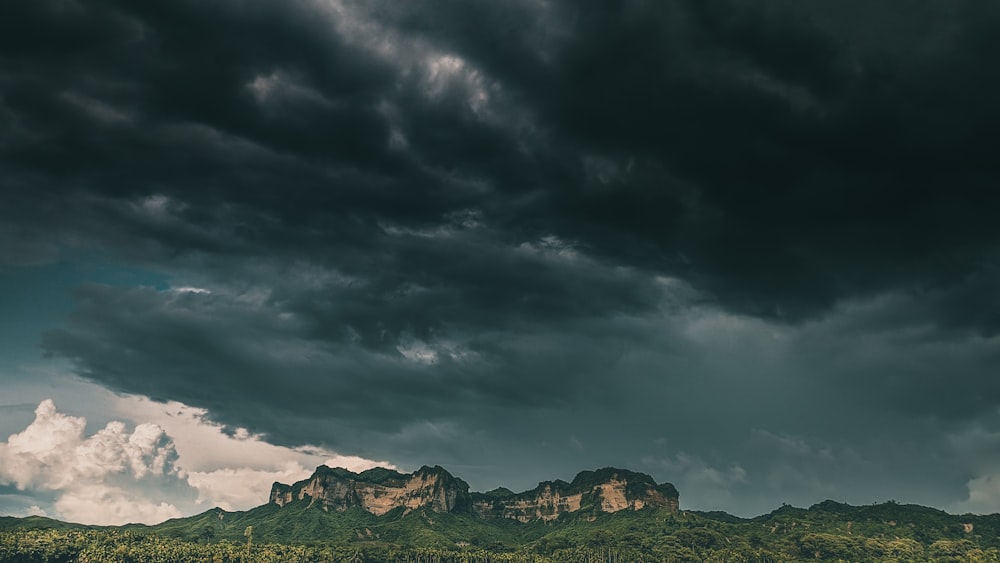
1;0;1000;524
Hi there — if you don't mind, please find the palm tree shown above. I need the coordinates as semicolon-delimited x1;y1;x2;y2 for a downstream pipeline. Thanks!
244;525;253;558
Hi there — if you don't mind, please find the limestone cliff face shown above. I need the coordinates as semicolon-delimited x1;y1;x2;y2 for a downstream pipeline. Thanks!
270;465;678;522
269;465;470;515
470;482;582;522
470;468;679;522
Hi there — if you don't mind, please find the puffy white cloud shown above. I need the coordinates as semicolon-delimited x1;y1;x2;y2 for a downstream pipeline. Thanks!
186;456;395;511
0;400;85;489
110;395;319;473
0;398;399;522
954;475;1000;514
55;485;182;526
186;463;313;511
0;399;185;524
0;400;182;486
110;394;396;511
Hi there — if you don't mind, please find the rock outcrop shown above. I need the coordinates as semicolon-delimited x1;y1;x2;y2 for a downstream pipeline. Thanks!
269;465;470;515
270;465;678;522
469;468;679;522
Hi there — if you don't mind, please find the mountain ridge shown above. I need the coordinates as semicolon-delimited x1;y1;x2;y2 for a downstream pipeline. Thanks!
269;465;679;522
7;480;1000;561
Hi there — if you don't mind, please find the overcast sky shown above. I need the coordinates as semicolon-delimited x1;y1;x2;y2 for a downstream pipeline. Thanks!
2;0;1000;524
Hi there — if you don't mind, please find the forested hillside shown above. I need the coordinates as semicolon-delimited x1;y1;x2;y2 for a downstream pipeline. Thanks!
4;499;1000;562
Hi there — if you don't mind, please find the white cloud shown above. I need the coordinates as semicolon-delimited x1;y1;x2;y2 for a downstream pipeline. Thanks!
55;484;182;526
0;398;398;523
397;340;439;364
112;395;396;510
0;400;183;491
186;455;394;511
0;400;185;524
0;400;85;490
186;463;313;511
173;286;211;294
109;395;395;476
948;428;1000;514
955;475;1000;514
321;454;395;474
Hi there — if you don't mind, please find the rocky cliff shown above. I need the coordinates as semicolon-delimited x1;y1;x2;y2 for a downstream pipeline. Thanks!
270;465;678;522
470;467;680;522
269;465;471;515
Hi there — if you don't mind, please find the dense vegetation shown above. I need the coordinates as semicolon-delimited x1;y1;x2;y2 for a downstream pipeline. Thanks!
4;499;1000;562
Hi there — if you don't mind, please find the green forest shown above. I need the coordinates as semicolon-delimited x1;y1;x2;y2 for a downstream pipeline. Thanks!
4;499;1000;562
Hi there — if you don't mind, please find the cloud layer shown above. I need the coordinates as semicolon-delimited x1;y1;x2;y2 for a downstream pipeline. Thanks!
2;0;1000;516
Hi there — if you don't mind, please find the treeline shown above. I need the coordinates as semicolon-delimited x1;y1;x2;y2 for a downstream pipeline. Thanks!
0;529;638;563
0;529;347;563
6;528;1000;562
9;502;1000;563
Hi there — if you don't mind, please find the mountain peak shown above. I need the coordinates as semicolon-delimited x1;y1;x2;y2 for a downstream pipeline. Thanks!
270;464;469;515
270;465;678;522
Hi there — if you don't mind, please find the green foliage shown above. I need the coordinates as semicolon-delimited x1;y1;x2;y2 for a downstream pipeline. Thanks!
0;516;85;532
357;467;408;484
5;499;1000;562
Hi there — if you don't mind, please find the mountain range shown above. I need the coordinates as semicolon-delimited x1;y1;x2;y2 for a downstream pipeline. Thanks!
268;465;679;521
4;465;1000;561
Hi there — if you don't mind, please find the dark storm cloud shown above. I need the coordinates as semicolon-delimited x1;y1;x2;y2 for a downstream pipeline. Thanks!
364;1;1000;317
5;0;1000;320
37;278;684;491
3;0;1000;513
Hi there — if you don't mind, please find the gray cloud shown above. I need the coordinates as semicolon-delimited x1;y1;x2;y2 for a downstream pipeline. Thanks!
38;278;1000;514
2;0;999;515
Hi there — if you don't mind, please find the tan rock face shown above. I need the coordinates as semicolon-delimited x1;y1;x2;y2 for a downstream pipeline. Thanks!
358;473;455;515
472;484;584;522
270;466;679;522
594;478;679;513
269;484;292;506
272;467;465;514
597;479;630;512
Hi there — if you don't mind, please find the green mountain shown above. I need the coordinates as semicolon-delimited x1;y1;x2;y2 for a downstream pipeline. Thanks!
4;466;1000;561
268;465;678;524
